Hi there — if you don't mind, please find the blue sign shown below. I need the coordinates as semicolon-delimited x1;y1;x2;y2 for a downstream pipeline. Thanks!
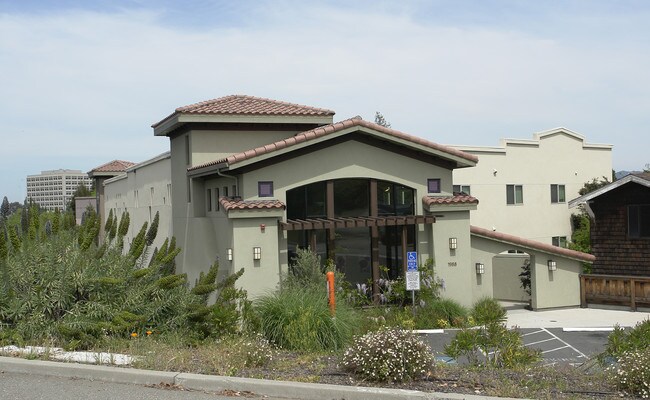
406;251;418;271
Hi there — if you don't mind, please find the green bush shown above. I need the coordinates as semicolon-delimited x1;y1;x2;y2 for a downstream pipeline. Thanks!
416;298;468;329
341;328;435;382
602;319;650;360
254;287;358;352
610;347;650;398
471;297;506;326
445;322;540;368
0;207;248;349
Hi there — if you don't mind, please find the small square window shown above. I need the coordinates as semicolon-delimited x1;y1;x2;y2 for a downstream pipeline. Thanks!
258;181;274;197
551;184;566;203
506;184;523;205
552;236;567;248
453;184;471;195
427;179;441;193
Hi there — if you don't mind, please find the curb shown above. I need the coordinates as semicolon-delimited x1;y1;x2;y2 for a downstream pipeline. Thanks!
0;356;523;400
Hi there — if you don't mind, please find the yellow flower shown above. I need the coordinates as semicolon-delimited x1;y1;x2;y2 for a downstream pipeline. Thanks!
130;332;138;338
146;330;152;336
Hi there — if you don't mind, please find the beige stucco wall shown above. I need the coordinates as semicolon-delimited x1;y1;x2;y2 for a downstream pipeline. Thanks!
429;210;476;308
470;235;582;309
191;130;301;166
492;254;530;302
452;131;612;244
175;135;470;298
104;154;172;261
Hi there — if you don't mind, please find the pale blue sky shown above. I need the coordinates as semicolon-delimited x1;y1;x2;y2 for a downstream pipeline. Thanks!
1;1;649;202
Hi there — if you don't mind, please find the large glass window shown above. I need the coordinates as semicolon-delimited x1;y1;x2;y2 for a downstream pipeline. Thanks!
334;179;369;217
287;181;326;220
335;228;372;285
377;181;414;216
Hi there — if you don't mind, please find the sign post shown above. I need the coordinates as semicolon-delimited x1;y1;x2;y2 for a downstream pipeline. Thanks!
406;251;420;309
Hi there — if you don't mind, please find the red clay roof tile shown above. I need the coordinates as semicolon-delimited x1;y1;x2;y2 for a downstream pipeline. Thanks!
423;195;479;206
91;160;137;173
219;197;286;211
470;225;595;262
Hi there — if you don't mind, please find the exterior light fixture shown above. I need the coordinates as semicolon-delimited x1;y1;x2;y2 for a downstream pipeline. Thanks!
449;237;457;250
547;260;557;271
227;248;233;261
253;247;262;260
475;263;485;274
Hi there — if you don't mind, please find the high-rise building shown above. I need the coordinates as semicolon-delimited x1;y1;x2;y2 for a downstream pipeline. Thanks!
26;169;92;211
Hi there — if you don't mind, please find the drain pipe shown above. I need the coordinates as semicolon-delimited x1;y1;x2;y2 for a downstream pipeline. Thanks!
216;168;239;197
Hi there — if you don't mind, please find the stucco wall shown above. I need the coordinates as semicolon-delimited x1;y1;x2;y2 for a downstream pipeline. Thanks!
492;254;530;302
471;235;582;309
104;155;172;261
452;131;612;244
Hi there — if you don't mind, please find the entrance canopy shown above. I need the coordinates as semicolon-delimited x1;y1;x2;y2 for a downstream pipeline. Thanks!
280;215;435;231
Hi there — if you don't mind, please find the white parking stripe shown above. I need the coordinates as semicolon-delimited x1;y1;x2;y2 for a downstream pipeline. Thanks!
541;328;588;358
563;327;615;332
521;329;545;337
525;338;556;346
542;345;570;354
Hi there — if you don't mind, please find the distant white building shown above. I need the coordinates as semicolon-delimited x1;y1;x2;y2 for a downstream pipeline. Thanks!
450;128;613;246
26;169;92;211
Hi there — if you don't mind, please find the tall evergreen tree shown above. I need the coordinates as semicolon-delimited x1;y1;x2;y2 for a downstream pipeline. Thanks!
0;196;9;220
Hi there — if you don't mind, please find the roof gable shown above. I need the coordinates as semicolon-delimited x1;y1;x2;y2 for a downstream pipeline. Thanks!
88;160;136;177
569;173;650;208
188;117;478;176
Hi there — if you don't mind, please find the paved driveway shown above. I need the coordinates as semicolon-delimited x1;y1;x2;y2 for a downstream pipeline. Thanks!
422;327;611;365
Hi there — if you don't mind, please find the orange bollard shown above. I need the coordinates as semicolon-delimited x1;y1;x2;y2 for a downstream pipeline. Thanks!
326;271;336;317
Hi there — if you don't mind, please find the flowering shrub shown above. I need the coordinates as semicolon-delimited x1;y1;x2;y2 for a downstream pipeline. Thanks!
341;328;435;382
611;347;650;398
224;334;274;368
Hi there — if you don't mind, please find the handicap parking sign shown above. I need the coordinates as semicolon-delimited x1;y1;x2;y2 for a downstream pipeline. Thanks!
406;251;418;271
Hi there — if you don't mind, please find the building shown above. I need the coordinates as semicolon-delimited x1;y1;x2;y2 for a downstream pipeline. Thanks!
26;169;92;211
450;128;613;246
103;152;172;254
88;160;137;240
569;172;650;276
124;94;594;309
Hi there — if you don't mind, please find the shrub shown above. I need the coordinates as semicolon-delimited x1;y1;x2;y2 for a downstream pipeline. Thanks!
254;287;359;352
445;322;540;368
602;319;650;360
610;347;650;398
284;247;325;290
341;328;435;382
416;298;468;329
471;297;506;326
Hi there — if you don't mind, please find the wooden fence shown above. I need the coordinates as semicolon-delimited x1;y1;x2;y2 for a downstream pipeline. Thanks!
580;274;650;311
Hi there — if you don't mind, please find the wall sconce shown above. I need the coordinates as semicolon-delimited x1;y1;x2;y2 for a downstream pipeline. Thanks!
449;237;457;250
475;263;485;274
227;248;233;261
547;260;557;271
253;247;262;260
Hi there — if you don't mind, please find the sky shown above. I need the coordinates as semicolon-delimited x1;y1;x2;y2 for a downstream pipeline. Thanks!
1;0;649;202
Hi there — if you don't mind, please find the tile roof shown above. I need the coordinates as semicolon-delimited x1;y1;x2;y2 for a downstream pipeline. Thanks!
90;160;137;173
152;95;335;128
423;194;479;206
632;172;650;181
470;225;596;262
219;197;286;211
189;116;478;172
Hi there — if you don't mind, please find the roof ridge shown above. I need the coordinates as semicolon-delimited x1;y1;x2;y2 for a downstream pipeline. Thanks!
175;94;336;115
470;225;595;262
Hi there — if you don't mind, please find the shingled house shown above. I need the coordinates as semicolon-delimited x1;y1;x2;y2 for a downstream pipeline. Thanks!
570;172;650;276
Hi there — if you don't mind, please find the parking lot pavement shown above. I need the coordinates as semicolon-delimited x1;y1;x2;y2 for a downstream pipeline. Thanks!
422;327;611;366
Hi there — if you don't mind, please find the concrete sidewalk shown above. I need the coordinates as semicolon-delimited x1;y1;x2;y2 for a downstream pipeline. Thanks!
505;305;650;329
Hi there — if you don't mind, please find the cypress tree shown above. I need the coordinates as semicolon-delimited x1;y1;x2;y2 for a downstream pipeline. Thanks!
0;196;9;220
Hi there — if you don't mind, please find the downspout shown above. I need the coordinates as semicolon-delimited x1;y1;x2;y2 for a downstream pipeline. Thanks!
216;167;239;197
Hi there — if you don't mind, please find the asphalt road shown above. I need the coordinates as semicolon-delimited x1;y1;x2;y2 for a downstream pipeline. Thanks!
0;371;283;400
423;327;611;365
